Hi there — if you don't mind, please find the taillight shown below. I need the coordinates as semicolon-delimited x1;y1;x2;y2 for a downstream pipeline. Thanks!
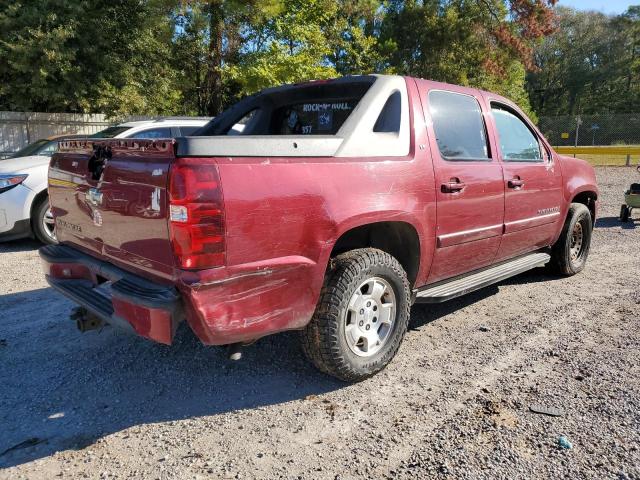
168;159;225;269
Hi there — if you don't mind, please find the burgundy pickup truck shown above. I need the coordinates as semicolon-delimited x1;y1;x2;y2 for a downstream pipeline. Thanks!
41;75;598;381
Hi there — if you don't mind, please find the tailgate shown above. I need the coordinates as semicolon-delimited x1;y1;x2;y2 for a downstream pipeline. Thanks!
49;139;176;279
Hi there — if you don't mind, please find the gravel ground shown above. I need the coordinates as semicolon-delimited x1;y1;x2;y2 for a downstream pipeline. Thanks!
0;166;638;480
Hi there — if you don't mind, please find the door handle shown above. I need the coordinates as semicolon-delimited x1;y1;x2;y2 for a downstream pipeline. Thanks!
508;178;524;189
441;179;466;193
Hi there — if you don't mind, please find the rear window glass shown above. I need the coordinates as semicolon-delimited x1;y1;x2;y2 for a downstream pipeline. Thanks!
197;80;373;136
271;99;359;135
429;90;490;161
90;126;132;138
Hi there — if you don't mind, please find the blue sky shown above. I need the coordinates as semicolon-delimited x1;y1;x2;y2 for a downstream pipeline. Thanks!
558;0;636;15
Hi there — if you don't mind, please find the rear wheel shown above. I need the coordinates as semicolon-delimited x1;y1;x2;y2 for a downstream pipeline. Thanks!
300;248;410;382
549;203;592;275
32;196;57;244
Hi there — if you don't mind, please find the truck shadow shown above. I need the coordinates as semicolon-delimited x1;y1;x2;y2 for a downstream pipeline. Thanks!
595;216;636;229
0;238;41;253
0;287;344;468
409;286;499;330
409;266;564;330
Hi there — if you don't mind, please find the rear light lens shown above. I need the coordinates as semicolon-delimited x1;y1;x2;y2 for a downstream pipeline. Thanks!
168;159;225;269
0;174;28;193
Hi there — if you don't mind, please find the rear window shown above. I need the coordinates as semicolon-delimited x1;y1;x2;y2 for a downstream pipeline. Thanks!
90;126;132;138
271;99;360;135
197;79;374;136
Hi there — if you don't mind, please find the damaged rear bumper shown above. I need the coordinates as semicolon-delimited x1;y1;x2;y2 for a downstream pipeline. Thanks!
40;244;181;344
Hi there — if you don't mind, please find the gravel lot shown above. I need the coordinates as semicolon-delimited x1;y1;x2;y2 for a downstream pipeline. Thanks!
0;166;638;480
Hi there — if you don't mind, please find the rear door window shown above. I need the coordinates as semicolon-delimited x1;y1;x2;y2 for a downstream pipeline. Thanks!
491;106;542;162
428;91;490;161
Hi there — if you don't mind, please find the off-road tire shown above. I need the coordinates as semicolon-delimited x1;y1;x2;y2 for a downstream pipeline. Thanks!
32;196;57;245
300;248;411;382
549;203;592;275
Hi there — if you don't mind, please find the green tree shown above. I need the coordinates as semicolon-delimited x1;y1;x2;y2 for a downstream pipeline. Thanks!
0;0;182;116
527;6;640;116
174;0;385;113
95;0;183;117
171;0;283;116
379;0;558;118
227;0;340;97
0;0;563;118
324;0;388;76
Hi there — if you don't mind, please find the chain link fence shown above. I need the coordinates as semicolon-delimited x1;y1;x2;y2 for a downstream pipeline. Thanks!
538;114;640;166
538;114;640;147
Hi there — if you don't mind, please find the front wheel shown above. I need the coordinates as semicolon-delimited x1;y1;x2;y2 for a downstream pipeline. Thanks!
32;196;57;244
300;248;411;382
549;203;592;275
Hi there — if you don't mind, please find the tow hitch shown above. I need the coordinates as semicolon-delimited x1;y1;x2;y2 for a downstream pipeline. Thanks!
70;307;104;332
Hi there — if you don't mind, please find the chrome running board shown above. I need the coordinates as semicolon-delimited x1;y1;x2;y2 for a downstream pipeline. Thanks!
415;252;551;303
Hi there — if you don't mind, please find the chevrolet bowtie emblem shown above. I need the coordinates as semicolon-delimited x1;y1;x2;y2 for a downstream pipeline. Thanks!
86;188;103;206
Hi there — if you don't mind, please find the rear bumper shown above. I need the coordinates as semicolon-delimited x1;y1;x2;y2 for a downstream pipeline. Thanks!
41;244;322;347
40;244;181;344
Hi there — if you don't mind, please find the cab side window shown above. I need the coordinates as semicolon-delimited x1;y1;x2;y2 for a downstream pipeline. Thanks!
491;106;542;162
429;90;490;161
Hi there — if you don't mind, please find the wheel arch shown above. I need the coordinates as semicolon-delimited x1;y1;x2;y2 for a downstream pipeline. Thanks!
571;190;597;224
30;189;49;223
330;221;421;287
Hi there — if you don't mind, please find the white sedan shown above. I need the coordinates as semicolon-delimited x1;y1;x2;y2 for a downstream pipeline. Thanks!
0;118;209;244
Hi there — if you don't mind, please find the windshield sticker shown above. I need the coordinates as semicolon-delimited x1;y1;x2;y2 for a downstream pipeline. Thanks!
318;110;333;131
303;103;352;112
287;111;299;129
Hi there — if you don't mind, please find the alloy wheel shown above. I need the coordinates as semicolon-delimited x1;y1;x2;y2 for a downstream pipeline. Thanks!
343;276;396;357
